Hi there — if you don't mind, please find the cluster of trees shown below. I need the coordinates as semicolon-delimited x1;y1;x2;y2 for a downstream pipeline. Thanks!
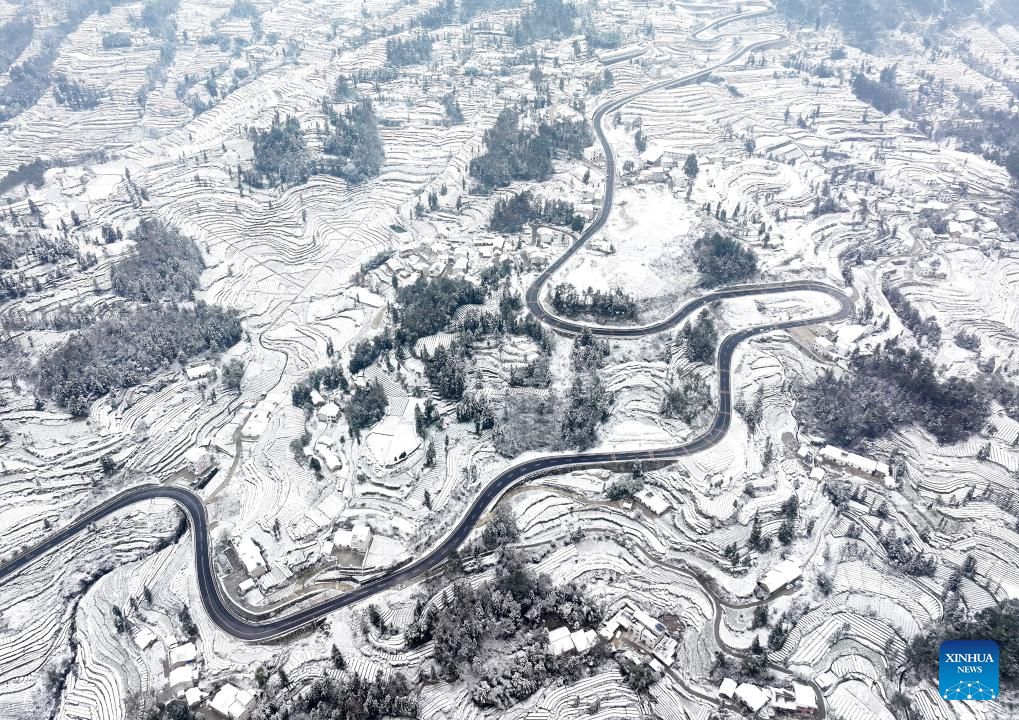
350;332;394;376
0;32;59;122
247;113;310;187
883;284;940;345
795;340;989;447
291;363;348;407
906;600;1019;685
559;332;612;449
422;342;469;401
878;526;936;576
509;0;578;45
469;108;591;192
254;671;417;720
414;0;520;28
0;231;75;270
395;275;486;343
0;18;34;75
53;73;101;110
110;219;204;301
36;303;242;415
405;549;604;706
346;380;388;439
492;393;556;457
385;33;432;66
140;0;179;37
441;92;464;124
489;190;585;233
321;99;385;184
775;0;979;51
246;100;384;188
682;310;717;364
693;232;758;287
606;471;644;501
661;375;711;424
550;282;638;321
851;64;905;115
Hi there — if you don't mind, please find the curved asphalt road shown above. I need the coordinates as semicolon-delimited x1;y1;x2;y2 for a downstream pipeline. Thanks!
0;18;845;708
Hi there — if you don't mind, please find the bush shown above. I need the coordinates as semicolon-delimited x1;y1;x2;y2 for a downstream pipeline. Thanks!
683;310;717;364
661;375;711;423
101;31;132;49
481;504;520;550
221;358;244;390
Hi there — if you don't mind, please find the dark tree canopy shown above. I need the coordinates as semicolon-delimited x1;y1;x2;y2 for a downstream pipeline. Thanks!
469;108;592;192
796;341;990;447
346;380;388;439
490;190;585;233
692;232;758;286
111;219;205;301
395;276;485;343
248;112;310;187
321;99;385;184
37;303;242;415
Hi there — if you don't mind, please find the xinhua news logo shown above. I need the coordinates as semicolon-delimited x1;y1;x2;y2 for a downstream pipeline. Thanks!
939;640;999;701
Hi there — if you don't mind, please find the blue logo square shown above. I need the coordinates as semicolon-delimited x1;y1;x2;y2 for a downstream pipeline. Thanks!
939;640;999;701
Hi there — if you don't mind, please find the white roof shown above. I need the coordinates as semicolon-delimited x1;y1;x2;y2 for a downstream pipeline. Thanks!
310;388;326;406
134;627;158;650
319;402;341;419
183;446;211;463
809;466;826;480
635;487;670;515
238;578;256;594
169;642;197;666
317;492;344;519
352;524;372;542
631;608;665;635
333;529;354;547
719;677;738;698
167;666;195;691
209;684;238;716
185;364;215;380
794;683;817;709
548;626;571;642
571;628;597;653
235;536;265;574
759;559;802;594
735;682;770;712
184;687;203;707
317;445;343;471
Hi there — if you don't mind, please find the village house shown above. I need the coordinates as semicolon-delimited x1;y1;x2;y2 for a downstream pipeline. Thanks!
758;558;803;596
208;683;258;720
234;535;267;578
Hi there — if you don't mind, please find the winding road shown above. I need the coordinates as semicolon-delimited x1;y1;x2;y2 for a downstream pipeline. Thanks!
1;3;845;712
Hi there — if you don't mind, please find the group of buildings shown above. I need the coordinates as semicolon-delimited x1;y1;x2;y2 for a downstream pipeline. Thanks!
718;678;818;716
151;635;257;719
547;604;679;677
